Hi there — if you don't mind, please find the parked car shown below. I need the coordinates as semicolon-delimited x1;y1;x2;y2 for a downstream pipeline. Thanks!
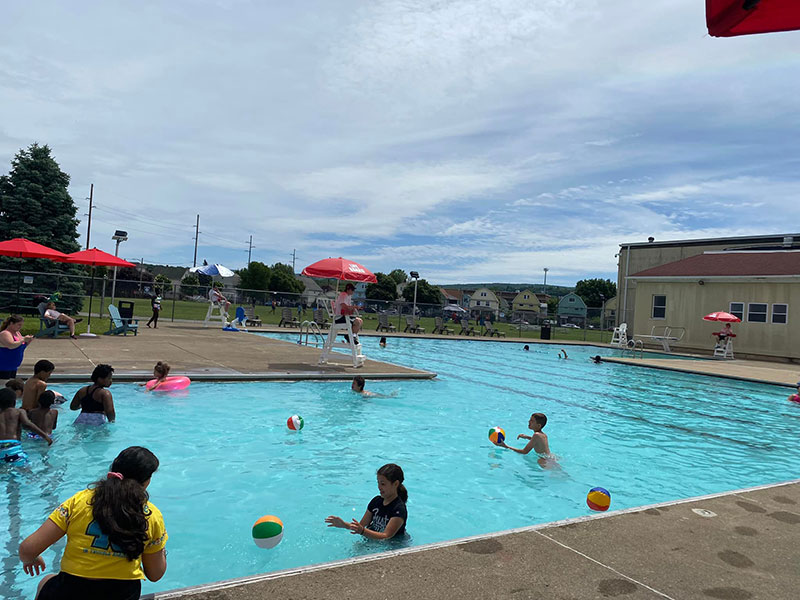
562;323;580;329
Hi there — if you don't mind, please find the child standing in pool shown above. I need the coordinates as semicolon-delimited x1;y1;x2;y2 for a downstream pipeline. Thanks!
325;463;407;540
19;446;168;599
494;412;556;468
27;390;58;437
0;388;53;461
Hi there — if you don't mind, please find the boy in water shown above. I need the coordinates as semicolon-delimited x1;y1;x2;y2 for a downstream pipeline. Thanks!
5;378;24;400
27;390;58;437
351;376;394;398
494;412;555;468
0;388;52;462
21;359;55;411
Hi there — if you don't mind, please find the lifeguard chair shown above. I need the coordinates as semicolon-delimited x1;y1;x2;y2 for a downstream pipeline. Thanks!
203;291;229;328
713;333;736;359
316;298;365;368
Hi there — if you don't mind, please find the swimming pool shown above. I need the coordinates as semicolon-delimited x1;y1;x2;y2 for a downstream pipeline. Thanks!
2;335;798;598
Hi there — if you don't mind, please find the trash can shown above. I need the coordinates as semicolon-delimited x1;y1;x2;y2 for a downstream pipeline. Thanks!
118;301;135;321
540;323;551;340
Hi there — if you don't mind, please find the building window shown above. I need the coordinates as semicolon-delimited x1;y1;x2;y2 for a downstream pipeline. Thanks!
772;304;788;324
747;303;768;323
729;302;744;321
480;292;487;297
652;295;666;319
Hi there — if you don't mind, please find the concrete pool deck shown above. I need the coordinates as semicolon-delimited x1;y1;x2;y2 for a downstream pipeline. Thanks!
18;323;436;381
151;479;800;600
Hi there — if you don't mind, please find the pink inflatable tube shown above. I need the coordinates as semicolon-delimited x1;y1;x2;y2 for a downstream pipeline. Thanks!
146;376;191;391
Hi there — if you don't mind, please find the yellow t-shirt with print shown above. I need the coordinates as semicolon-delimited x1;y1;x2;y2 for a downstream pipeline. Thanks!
48;488;168;580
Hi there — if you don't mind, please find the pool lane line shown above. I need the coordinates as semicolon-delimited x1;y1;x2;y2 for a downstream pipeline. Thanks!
147;477;800;600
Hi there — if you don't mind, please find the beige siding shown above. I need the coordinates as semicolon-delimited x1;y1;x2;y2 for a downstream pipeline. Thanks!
632;280;799;359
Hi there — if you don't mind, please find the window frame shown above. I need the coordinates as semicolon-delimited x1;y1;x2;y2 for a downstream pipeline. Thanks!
651;295;667;320
728;301;744;321
771;303;788;325
747;302;768;323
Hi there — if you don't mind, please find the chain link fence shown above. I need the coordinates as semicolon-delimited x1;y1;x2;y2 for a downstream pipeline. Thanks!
0;268;615;342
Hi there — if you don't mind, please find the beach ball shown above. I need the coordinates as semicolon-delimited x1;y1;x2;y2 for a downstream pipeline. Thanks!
287;415;304;431
587;487;611;512
252;515;284;549
488;427;505;445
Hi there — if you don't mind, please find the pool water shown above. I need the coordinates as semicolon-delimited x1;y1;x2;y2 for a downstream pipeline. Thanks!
2;336;798;598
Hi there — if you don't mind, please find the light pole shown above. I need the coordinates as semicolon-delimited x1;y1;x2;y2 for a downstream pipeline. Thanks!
410;271;419;322
543;267;549;296
110;230;128;305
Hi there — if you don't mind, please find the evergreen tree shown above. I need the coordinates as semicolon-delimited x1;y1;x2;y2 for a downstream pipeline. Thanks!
575;278;617;307
0;144;85;312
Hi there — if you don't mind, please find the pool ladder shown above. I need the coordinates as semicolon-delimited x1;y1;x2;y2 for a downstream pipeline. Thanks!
622;339;644;359
298;321;324;348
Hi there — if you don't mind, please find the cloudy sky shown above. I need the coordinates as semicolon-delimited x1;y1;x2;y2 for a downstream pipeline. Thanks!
2;1;799;285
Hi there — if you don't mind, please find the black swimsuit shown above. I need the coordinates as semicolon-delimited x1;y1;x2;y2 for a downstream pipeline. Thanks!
79;386;105;413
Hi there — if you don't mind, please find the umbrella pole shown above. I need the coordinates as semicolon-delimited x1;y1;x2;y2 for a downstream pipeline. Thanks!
16;259;22;311
81;266;97;337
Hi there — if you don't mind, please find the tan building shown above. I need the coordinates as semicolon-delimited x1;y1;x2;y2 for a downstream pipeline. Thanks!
469;287;500;317
628;250;800;361
617;232;800;329
511;289;541;320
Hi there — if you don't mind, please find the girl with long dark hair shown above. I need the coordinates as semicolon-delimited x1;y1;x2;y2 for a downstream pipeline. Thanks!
19;446;168;600
326;463;407;540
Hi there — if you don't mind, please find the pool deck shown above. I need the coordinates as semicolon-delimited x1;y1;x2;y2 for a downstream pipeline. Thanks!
152;479;800;600
18;323;436;381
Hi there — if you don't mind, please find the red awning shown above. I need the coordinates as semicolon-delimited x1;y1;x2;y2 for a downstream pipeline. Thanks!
707;0;800;37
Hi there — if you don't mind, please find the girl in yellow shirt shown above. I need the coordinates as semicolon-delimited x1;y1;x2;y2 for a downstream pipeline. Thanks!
19;446;168;600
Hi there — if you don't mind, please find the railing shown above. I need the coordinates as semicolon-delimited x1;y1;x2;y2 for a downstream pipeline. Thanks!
298;320;324;348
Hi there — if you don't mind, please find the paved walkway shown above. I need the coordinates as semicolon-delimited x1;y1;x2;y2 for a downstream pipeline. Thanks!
152;480;800;600
20;323;435;381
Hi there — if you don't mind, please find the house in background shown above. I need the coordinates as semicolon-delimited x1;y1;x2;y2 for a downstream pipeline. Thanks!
511;289;541;321
297;275;324;307
469;287;500;318
557;292;587;324
627;250;800;360
353;282;368;304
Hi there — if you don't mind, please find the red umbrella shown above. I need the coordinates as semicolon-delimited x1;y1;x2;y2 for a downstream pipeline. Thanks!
0;238;69;309
301;257;377;283
707;0;800;37
64;249;136;334
703;311;742;322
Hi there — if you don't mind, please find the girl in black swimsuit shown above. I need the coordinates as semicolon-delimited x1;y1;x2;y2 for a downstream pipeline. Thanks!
70;364;116;424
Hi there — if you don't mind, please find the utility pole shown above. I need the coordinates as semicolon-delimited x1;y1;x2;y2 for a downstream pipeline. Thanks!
247;235;253;267
291;249;296;273
192;214;200;267
85;184;94;249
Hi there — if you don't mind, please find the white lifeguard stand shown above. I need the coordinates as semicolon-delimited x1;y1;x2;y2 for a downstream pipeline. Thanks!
317;298;365;368
713;337;735;359
203;299;229;328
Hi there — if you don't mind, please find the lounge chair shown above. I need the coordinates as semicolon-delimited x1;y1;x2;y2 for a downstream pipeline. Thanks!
484;323;506;337
313;309;330;329
376;314;397;332
404;316;425;334
459;319;477;336
105;304;139;336
279;307;300;328
433;317;454;335
35;302;70;338
243;305;262;327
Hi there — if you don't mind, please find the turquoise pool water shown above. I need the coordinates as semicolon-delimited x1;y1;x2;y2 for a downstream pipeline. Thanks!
2;335;798;598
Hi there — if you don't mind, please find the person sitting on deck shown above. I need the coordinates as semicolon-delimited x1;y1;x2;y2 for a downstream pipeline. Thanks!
43;302;80;339
334;283;362;342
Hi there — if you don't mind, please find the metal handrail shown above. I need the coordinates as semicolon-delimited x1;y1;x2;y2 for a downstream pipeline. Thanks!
298;320;324;347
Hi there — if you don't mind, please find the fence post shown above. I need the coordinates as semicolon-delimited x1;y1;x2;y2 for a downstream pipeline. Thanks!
171;283;177;322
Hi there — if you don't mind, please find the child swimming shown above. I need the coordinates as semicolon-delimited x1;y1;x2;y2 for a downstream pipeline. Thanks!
19;446;168;599
325;463;407;540
493;412;556;468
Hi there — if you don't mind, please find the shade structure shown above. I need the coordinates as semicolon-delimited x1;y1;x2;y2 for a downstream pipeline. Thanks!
0;238;69;308
703;311;742;322
301;257;377;283
64;249;136;334
189;263;235;278
707;0;800;37
443;304;467;313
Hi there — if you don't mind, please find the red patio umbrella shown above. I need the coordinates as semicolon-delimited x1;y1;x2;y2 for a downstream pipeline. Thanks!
707;0;800;37
0;238;68;309
301;257;377;283
64;249;136;335
703;311;741;322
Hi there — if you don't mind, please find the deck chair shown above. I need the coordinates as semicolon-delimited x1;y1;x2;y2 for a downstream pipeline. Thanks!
610;323;628;347
484;323;506;337
230;306;248;331
105;304;139;336
313;309;330;329
243;305;262;327
278;307;300;328
404;316;425;334
459;319;477;336
35;302;70;338
376;314;397;332
433;317;454;335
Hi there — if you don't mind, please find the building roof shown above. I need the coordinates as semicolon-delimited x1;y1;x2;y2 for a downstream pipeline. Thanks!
630;251;800;278
620;232;800;251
